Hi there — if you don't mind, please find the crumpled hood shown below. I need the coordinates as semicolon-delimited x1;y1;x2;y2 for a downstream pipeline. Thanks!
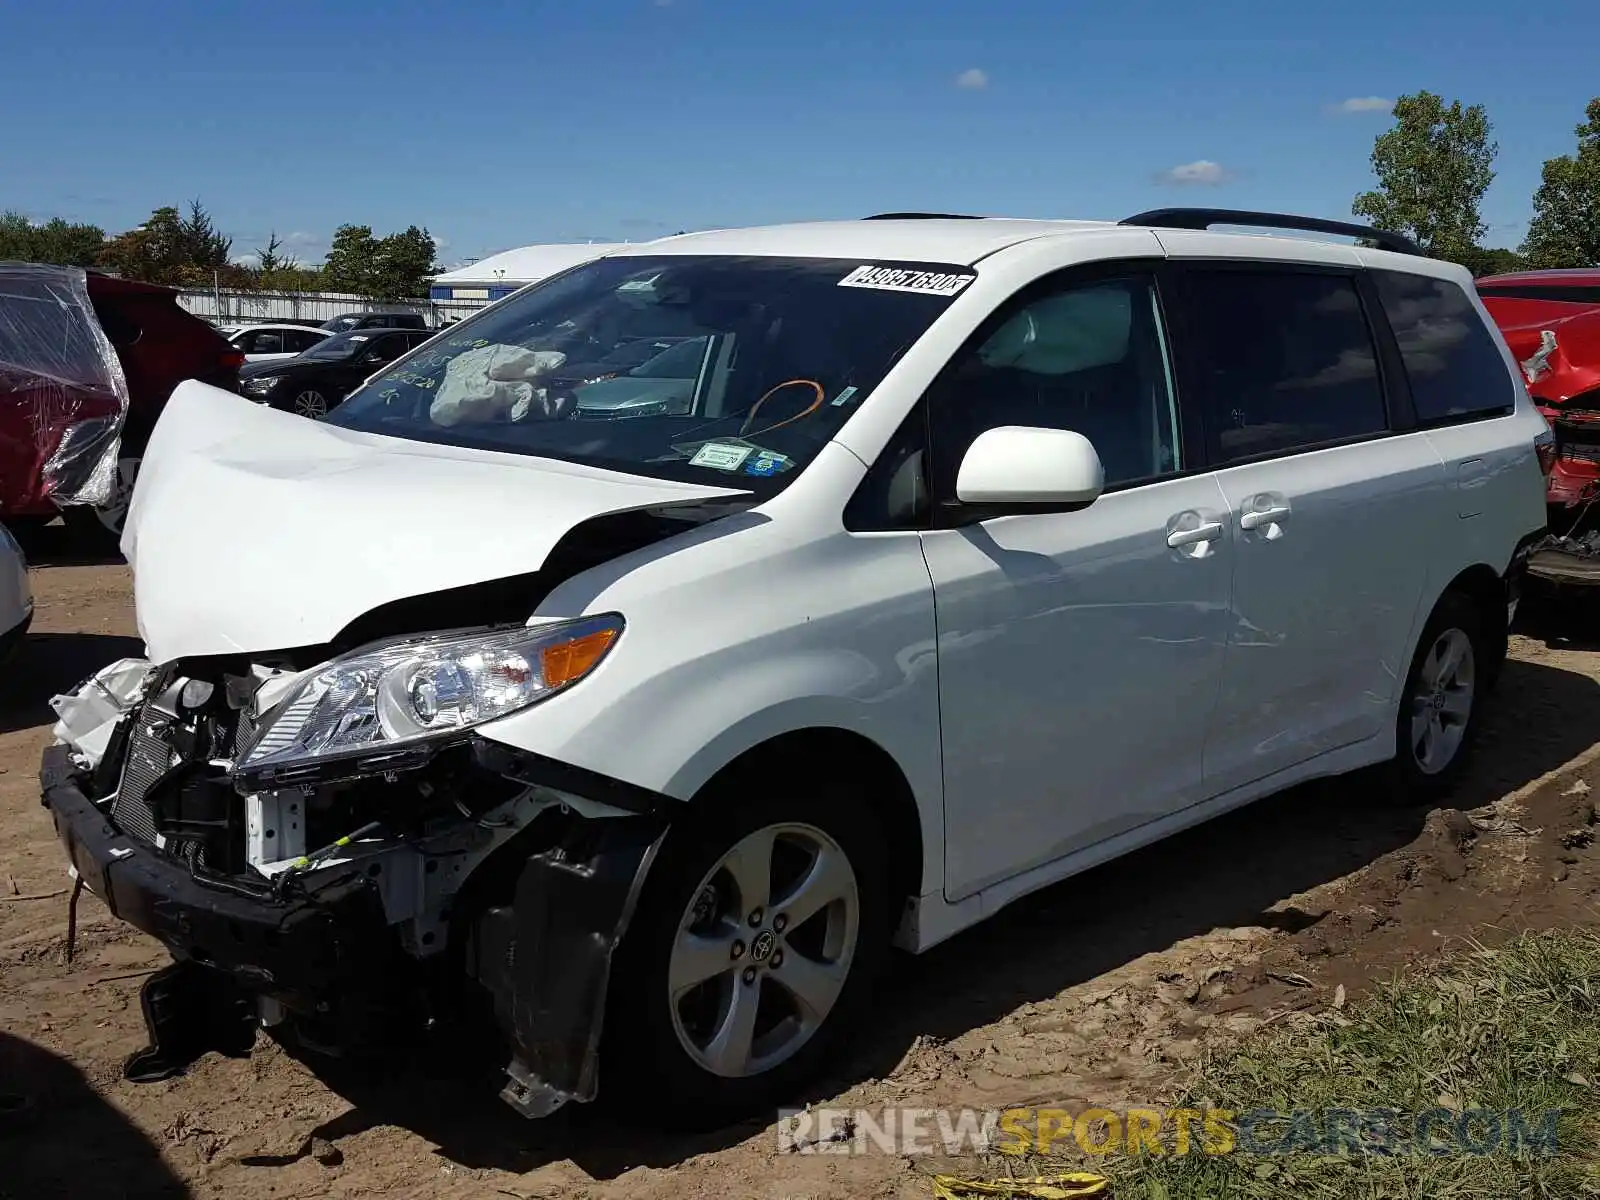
125;381;746;660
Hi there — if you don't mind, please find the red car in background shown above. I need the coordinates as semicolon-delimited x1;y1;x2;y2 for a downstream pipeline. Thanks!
1478;268;1600;586
0;265;242;537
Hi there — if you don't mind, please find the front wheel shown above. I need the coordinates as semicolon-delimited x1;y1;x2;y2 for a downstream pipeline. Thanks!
602;782;894;1129
288;388;329;419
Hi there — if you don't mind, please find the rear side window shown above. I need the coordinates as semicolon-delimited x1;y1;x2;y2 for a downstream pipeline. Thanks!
1373;270;1515;424
1180;270;1388;464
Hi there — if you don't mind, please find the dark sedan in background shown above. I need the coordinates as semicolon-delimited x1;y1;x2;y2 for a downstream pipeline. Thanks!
238;328;434;417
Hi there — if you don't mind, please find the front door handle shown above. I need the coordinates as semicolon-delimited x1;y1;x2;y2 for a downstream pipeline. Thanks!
1240;506;1291;531
1167;520;1224;548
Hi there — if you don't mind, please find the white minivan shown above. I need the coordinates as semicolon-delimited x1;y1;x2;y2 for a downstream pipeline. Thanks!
44;209;1549;1125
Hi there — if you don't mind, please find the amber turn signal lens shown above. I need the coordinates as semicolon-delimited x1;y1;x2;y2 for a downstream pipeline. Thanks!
541;628;617;688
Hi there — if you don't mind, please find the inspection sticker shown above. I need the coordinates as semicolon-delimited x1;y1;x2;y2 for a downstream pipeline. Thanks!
744;450;793;477
838;265;976;297
689;442;754;471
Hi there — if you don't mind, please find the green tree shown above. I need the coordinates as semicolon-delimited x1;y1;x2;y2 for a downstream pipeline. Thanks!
1353;91;1498;261
176;199;231;277
371;225;438;299
255;231;292;275
97;201;234;286
0;210;107;267
324;223;438;298
323;223;381;294
1453;245;1529;277
98;205;187;284
1521;97;1600;269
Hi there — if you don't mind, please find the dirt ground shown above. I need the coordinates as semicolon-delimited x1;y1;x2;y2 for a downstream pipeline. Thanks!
6;531;1600;1200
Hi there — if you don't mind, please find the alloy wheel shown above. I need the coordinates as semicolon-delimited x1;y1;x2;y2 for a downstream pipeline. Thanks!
1410;627;1476;776
666;822;859;1078
293;390;328;418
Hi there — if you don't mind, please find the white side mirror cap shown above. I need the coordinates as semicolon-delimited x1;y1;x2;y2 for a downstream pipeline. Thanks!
955;426;1105;507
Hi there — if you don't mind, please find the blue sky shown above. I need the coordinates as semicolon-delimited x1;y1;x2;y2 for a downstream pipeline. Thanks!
5;0;1597;266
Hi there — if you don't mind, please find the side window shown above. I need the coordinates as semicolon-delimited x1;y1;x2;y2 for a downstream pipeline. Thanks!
928;275;1182;498
369;335;405;362
1373;270;1515;423
285;330;319;353
254;330;285;355
1180;270;1388;463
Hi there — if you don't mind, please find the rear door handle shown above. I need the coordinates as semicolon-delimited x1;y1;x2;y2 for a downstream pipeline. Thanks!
1167;520;1224;548
1240;505;1291;531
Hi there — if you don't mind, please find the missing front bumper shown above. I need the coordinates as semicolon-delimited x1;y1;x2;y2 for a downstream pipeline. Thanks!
42;743;418;1077
42;737;675;1117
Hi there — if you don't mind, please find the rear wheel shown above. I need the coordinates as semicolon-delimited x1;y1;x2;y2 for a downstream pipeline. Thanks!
602;781;894;1129
1384;591;1485;802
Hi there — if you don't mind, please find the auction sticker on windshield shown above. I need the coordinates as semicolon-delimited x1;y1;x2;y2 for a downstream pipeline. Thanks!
838;265;976;297
689;442;754;471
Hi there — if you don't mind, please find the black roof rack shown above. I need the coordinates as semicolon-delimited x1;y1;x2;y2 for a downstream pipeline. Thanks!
1119;208;1423;257
863;212;984;221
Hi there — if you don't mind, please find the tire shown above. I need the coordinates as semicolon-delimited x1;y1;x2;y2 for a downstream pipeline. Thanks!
1383;590;1486;803
600;780;894;1130
288;389;329;419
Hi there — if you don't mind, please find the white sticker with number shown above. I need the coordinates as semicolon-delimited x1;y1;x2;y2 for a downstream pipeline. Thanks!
689;442;754;471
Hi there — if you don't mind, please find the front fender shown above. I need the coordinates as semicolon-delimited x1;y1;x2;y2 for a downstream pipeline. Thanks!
477;636;943;882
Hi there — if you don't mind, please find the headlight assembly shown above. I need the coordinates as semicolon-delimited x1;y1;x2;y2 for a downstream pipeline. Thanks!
241;375;282;397
238;615;622;778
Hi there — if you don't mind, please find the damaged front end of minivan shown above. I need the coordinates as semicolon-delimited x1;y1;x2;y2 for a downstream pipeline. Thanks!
36;378;761;1119
41;623;674;1118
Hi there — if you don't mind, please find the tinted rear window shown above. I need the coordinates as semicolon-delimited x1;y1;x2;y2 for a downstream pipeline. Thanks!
1374;271;1515;424
1180;270;1388;463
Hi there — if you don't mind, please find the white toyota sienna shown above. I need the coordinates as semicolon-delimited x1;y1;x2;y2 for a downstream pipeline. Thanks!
43;208;1550;1127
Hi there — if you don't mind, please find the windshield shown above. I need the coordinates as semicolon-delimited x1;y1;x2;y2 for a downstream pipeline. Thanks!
321;316;359;332
303;332;367;360
324;254;971;490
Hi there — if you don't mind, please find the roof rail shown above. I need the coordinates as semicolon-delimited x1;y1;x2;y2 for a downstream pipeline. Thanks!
1119;208;1423;257
863;212;984;221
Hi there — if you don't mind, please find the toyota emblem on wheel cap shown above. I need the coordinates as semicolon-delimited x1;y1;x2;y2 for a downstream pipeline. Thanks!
750;930;776;962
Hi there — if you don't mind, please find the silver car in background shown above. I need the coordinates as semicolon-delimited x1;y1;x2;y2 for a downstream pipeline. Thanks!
0;522;33;662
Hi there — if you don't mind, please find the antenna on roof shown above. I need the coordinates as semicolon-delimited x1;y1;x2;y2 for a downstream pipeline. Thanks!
1119;208;1423;256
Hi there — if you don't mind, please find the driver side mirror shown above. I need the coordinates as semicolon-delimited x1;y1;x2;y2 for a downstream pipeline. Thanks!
955;426;1105;508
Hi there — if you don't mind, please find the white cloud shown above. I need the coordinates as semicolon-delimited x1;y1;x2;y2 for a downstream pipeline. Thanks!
283;230;320;246
232;252;261;267
955;68;989;91
1157;159;1232;186
1330;96;1393;115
